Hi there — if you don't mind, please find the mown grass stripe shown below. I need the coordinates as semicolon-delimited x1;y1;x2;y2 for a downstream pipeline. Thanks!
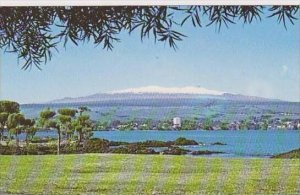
61;154;86;194
20;155;44;193
242;158;264;194
107;154;134;194
0;155;10;165
84;154;113;193
284;159;300;194
221;158;244;195
175;156;198;194
277;159;291;194
213;158;231;193
7;155;37;194
71;154;100;193
201;158;223;194
0;154;299;195
183;157;206;194
263;159;284;194
117;154;146;195
255;158;273;194
64;154;88;194
0;156;13;193
94;154;125;193
150;155;172;193
134;155;156;194
42;155;65;194
161;156;185;194
233;158;252;195
139;155;165;194
51;155;77;195
198;157;215;194
26;155;57;194
297;163;300;195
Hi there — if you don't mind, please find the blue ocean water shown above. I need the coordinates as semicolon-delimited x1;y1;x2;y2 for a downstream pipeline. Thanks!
11;130;300;158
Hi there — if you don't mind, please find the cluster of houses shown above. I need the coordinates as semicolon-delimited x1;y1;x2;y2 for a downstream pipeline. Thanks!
195;117;300;130
97;116;300;130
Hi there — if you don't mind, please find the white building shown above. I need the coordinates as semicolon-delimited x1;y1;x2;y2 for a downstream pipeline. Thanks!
173;117;181;128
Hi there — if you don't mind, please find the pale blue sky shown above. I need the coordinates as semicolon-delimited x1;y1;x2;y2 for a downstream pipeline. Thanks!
0;13;299;104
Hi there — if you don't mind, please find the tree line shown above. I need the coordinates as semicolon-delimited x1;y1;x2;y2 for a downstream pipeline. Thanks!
0;100;93;154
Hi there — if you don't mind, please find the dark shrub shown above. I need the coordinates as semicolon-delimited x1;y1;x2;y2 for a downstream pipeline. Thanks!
211;142;227;145
191;150;224;155
26;144;57;155
84;138;110;153
61;143;79;154
30;136;56;143
110;144;158;154
110;146;130;154
0;144;57;155
162;147;190;155
109;141;130;146
0;145;20;155
135;140;173;147
174;137;198;146
271;148;300;159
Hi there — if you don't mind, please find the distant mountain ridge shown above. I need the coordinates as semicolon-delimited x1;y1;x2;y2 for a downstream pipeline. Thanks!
47;86;279;104
108;85;224;95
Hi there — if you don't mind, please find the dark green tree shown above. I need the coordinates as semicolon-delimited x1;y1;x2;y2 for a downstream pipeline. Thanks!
0;100;20;142
72;114;93;146
220;121;229;130
7;113;25;147
139;119;153;130
78;106;90;116
57;108;77;140
260;120;269;130
0;100;20;114
0;6;298;69
38;108;58;152
0;112;9;141
203;117;213;130
23;118;36;147
180;119;197;130
38;108;57;130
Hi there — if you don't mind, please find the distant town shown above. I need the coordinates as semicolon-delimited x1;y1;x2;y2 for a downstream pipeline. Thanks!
96;115;300;131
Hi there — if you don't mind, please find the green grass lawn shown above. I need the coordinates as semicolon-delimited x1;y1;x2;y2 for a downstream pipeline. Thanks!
0;154;299;195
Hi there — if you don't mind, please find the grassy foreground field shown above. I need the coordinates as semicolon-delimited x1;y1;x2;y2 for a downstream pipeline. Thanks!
0;154;299;195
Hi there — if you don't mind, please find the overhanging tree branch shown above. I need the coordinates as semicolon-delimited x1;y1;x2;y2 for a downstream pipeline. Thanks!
0;6;299;69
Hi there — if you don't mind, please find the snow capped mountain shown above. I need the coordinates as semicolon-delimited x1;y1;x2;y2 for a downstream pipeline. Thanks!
108;85;224;95
46;85;277;104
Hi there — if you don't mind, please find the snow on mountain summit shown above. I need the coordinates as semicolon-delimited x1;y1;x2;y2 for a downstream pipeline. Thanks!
108;86;224;96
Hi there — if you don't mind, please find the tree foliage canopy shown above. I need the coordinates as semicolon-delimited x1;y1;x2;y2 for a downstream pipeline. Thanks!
38;108;56;128
7;113;25;130
0;6;299;69
58;108;77;117
0;112;9;125
39;108;56;119
0;100;20;113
